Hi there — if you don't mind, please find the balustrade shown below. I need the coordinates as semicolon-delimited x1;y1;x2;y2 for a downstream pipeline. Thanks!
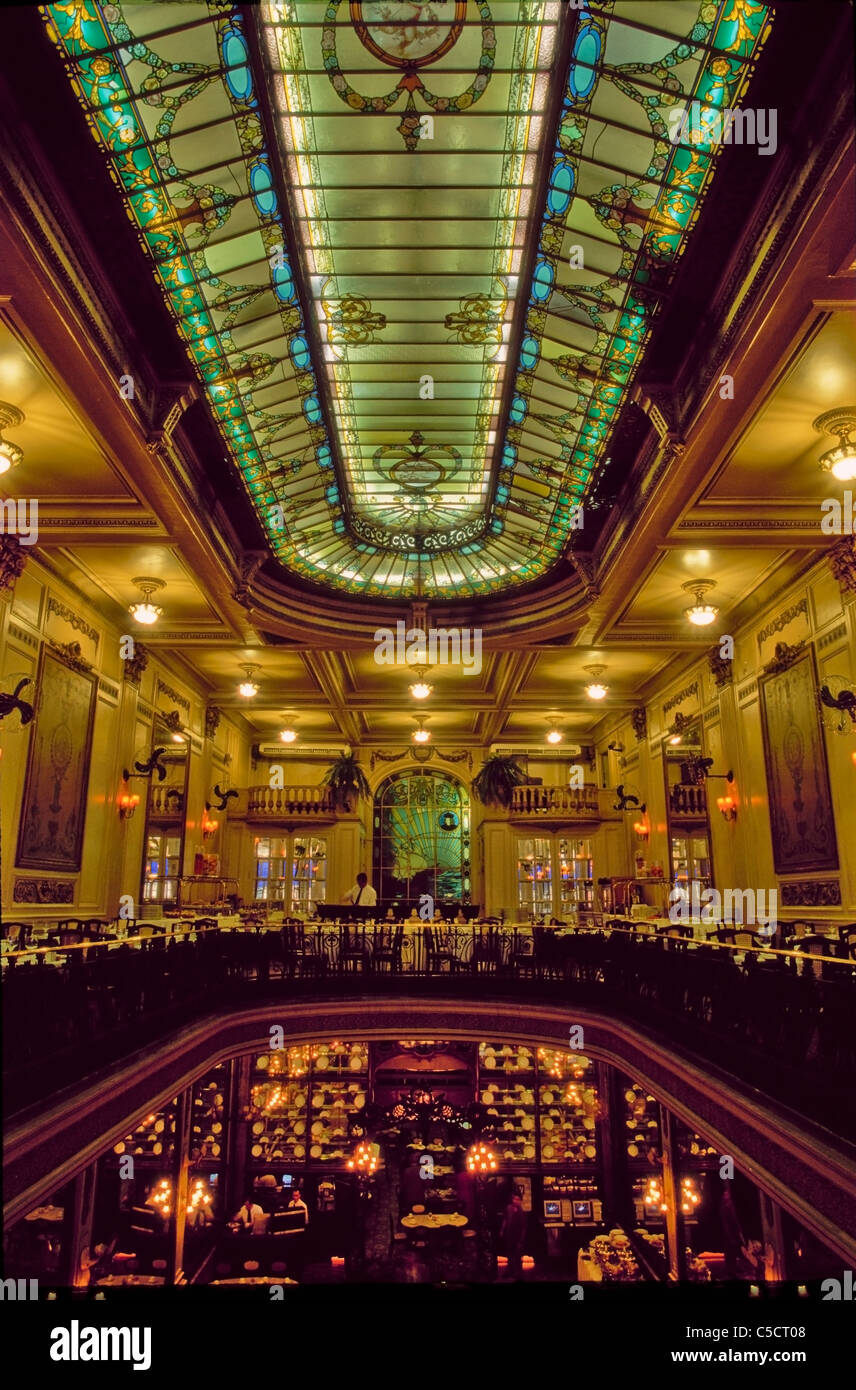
247;785;334;817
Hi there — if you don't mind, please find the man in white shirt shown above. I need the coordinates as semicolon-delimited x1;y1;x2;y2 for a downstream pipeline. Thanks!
343;872;377;907
231;1198;267;1234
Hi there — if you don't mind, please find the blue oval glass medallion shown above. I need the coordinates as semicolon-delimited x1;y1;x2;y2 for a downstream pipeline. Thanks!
249;159;277;217
272;261;293;302
532;258;554;303
570;26;600;99
290;335;310;372
548;161;574;215
520;335;540;371
222;29;253;103
510;394;527;424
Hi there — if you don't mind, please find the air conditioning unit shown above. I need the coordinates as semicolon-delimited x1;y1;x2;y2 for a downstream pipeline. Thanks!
254;745;349;759
489;744;583;758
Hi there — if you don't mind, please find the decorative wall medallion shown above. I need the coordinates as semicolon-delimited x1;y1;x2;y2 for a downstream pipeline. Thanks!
123;640;149;687
708;644;733;687
630;707;647;742
14;877;75;904
780;880;842;908
205;704;222;739
324;1;495;150
0;534;27;594
828;535;856;594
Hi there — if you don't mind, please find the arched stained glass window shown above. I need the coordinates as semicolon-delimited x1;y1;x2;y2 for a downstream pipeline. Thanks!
373;770;470;903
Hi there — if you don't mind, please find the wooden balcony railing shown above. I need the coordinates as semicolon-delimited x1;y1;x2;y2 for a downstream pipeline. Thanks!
149;784;184;817
670;783;707;816
247;786;335;818
510;785;602;818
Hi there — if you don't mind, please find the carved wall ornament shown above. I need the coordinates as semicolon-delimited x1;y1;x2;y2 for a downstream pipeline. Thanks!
48;640;93;673
762;640;805;675
827;535;856;594
160;708;184;734
47;597;99;644
233;551;267;605
663;681;698;718
780;880;842;908
14;878;75;904
757;597;808;647
123;640;149;687
569;553;599;599
630;707;647;742
0;534;27;593
205;705;222;739
708;644;734;687
157;679;190;713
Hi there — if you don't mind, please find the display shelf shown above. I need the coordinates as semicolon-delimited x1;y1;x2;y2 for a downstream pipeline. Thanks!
623;1081;661;1161
190;1067;226;1165
538;1078;598;1165
478;1042;536;1075
113;1103;176;1163
480;1079;537;1164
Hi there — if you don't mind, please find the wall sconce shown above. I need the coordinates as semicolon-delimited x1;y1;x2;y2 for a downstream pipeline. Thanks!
118;791;141;820
201;813;219;839
717;794;738;822
633;820;649;840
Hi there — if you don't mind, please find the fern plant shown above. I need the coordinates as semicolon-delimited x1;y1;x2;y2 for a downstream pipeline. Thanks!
471;753;527;808
322;752;371;811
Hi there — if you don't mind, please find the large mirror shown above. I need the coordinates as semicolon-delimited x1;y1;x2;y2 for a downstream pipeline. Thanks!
663;719;713;896
140;714;189;906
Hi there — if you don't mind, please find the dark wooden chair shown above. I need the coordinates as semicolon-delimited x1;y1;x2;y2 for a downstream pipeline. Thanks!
423;926;465;974
372;924;404;973
338;921;371;972
471;923;505;974
837;923;856;960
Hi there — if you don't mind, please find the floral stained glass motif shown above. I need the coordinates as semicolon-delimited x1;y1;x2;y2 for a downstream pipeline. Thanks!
44;2;771;598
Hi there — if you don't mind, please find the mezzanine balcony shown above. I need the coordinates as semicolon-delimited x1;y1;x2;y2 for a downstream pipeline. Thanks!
244;786;336;820
508;785;619;822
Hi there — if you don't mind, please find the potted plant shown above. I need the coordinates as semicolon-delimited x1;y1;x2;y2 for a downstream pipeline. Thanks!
322;752;371;811
471;753;527;808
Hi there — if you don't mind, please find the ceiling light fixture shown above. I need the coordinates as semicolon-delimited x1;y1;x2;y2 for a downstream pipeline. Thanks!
814;407;856;482
0;402;24;474
408;666;433;700
412;716;431;744
129;577;165;626
279;726;297;743
546;724;563;744
238;664;260;698
682;579;718;627
583;665;609;700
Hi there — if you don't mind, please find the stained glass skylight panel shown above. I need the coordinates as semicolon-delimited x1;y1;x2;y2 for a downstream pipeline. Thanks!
44;1;771;598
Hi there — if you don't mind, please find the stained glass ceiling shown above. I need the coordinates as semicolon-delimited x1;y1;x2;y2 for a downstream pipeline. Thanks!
43;1;771;600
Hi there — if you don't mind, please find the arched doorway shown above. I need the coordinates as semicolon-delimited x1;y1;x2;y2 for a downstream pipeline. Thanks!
373;769;470;902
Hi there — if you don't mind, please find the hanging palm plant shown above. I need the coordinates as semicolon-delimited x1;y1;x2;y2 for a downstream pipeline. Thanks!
322;752;371;811
471;753;527;808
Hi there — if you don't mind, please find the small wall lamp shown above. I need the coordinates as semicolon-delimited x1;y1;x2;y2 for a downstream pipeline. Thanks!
632;820;649;840
717;794;738;822
118;791;141;820
202;813;219;839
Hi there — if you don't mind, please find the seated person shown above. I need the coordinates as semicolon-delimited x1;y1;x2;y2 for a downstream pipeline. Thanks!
384;908;396;922
230;1197;267;1235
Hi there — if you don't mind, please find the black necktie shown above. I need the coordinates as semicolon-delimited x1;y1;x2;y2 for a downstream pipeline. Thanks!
355;885;363;904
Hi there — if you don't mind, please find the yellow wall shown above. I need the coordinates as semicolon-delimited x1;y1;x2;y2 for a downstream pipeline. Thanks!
591;558;856;926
